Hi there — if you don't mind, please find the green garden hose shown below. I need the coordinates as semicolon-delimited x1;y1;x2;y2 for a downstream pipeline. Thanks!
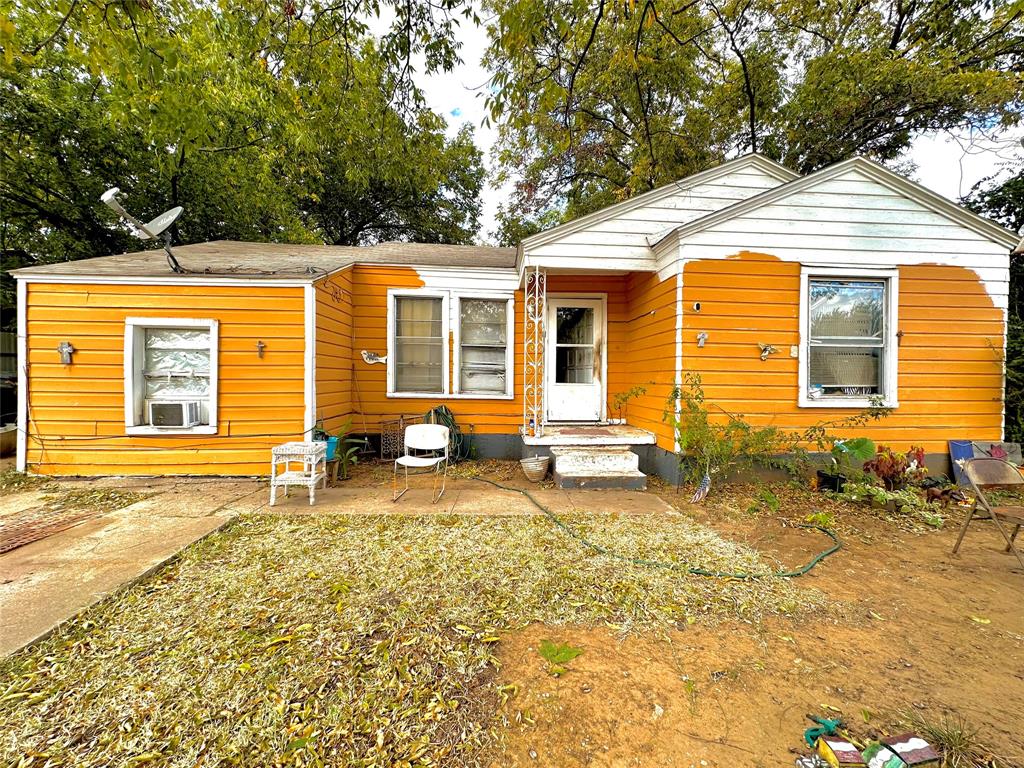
471;476;842;580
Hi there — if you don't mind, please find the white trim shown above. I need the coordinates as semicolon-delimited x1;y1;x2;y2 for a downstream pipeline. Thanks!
386;288;451;398
123;317;220;435
14;274;316;287
452;293;516;399
798;266;899;409
304;284;316;435
544;293;608;422
16;279;27;472
674;268;683;452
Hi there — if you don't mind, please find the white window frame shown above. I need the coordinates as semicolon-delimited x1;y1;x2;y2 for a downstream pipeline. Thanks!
386;289;451;398
123;317;219;435
453;293;515;399
798;266;899;409
385;288;515;400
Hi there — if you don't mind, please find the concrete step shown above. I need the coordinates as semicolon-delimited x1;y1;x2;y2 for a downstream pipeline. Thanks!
553;469;647;490
550;446;639;474
550;446;647;490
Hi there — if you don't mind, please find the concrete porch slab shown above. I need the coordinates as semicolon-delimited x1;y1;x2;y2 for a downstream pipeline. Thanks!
522;424;657;447
266;477;674;517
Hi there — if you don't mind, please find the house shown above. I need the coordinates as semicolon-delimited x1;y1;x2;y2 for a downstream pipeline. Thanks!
10;155;1018;485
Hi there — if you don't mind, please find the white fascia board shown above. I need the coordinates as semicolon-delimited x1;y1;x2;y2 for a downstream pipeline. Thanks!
520;154;799;252
14;274;316;287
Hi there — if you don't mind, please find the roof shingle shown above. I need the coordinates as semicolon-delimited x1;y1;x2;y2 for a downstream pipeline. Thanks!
10;240;517;279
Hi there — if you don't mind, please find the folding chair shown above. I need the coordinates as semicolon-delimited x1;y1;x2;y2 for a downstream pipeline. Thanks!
392;423;449;504
953;458;1024;569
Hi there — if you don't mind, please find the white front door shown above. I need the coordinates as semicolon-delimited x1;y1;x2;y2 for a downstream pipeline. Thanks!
546;297;605;422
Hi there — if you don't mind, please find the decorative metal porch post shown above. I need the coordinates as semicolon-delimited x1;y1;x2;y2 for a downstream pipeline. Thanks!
523;265;546;438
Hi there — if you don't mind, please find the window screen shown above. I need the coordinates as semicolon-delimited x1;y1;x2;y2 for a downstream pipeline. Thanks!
394;296;444;393
807;279;886;398
459;299;508;394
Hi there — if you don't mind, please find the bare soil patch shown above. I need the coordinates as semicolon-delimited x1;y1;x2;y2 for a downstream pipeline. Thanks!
492;481;1024;766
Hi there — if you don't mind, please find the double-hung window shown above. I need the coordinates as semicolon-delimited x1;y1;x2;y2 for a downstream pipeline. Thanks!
124;317;219;434
457;297;510;395
393;295;446;394
387;290;514;398
799;268;898;408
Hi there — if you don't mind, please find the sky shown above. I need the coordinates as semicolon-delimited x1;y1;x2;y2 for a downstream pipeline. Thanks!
386;14;1023;244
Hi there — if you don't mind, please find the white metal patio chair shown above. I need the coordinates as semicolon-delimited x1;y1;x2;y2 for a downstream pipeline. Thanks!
392;423;450;504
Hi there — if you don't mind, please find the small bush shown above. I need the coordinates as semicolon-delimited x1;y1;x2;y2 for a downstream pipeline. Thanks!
663;373;891;497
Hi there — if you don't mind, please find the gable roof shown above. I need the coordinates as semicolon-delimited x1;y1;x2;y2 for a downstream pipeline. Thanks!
11;240;517;280
653;156;1019;251
519;154;800;256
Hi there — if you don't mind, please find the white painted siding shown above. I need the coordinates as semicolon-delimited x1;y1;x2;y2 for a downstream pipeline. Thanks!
668;168;1011;307
523;162;793;271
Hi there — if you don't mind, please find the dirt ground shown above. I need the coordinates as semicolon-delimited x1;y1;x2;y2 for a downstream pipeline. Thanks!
491;480;1024;767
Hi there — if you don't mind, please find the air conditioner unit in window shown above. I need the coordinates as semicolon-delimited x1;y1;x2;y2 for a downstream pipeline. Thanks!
148;400;203;428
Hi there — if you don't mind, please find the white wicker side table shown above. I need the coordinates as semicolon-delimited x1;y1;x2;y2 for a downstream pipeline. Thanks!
270;441;327;506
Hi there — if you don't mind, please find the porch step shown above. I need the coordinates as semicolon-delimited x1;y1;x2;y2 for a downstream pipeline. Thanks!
550;447;647;490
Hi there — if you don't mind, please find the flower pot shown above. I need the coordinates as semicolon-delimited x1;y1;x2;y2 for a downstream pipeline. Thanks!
520;456;550;483
323;437;339;460
816;470;847;493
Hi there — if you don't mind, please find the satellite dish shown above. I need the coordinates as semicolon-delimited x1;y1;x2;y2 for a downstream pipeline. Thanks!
100;187;185;273
141;206;183;239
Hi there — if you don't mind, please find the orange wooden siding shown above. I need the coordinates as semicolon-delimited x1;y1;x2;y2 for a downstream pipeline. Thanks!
315;269;353;433
623;272;678;451
24;282;306;475
343;265;526;435
681;252;1004;453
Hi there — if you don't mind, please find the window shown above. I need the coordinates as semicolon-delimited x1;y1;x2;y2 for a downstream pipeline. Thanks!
124;318;218;434
459;298;510;394
799;268;898;408
554;306;595;384
393;296;445;394
387;290;514;398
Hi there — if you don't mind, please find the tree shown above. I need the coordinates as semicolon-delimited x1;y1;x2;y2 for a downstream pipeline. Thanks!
483;0;1024;222
0;1;485;317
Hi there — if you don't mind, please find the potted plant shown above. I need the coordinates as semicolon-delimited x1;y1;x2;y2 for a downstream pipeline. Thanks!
816;437;875;492
311;421;338;460
335;419;369;481
863;445;927;491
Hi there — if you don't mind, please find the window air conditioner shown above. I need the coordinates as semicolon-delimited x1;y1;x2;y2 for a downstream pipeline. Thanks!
148;400;202;428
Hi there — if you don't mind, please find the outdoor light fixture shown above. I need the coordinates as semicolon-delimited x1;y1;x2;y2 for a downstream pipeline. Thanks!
697;332;708;348
57;341;75;365
257;340;266;358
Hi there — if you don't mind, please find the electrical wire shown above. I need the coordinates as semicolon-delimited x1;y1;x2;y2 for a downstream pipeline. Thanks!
470;476;842;580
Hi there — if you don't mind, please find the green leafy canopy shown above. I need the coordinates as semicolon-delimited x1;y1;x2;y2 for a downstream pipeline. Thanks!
1;0;487;317
482;0;1023;242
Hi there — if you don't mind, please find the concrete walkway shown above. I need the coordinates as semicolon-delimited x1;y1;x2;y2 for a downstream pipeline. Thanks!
0;480;264;657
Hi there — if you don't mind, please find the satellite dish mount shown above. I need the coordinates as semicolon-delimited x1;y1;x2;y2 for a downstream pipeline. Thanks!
100;188;185;273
